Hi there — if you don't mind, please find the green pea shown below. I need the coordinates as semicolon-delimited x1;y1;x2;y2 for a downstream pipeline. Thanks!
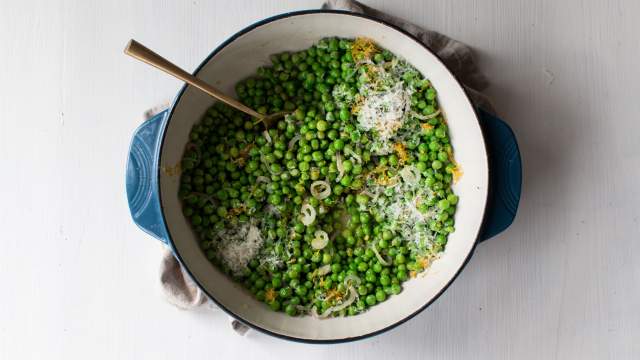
380;274;391;286
388;154;399;166
299;161;310;171
340;175;353;187
339;108;350;121
438;199;450;210
316;120;329;131
312;151;323;162
357;262;368;272
342;160;353;172
279;287;293;298
365;295;377;306
295;285;308;296
285;304;297;316
269;300;281;311
359;212;371;223
391;284;402;295
355;194;369;205
268;194;282;205
396;270;408;281
340;178;357;192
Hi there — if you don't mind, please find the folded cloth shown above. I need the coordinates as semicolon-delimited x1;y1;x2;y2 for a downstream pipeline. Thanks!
153;0;494;335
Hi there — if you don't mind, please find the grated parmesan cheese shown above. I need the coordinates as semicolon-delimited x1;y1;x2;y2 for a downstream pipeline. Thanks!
357;83;411;143
364;165;439;247
217;224;264;276
259;245;284;270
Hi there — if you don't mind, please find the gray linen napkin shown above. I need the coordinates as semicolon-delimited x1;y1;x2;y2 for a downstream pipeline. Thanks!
152;0;493;335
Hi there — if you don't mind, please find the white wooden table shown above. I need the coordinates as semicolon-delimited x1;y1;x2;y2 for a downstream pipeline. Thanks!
2;0;639;359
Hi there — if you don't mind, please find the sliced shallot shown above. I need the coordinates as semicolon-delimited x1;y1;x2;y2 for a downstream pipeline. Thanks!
335;152;345;183
400;165;421;186
311;230;329;250
262;130;272;143
372;243;391;266
316;264;332;276
311;287;358;318
300;203;316;226
411;108;441;121
310;180;331;200
288;135;301;149
344;147;362;164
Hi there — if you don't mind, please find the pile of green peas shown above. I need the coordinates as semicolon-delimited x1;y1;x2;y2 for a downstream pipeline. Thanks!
179;37;458;317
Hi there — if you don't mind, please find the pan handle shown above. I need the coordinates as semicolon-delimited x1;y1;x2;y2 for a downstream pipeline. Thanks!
125;109;519;244
477;109;522;241
126;110;170;245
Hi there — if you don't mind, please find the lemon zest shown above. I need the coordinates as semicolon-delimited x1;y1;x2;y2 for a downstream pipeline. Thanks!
226;205;247;219
325;288;344;303
351;94;364;115
231;144;254;167
351;37;377;61
418;256;431;269
265;288;277;302
393;143;408;164
452;166;463;183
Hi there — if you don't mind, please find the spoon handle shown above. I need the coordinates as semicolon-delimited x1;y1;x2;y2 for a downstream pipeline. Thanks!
124;39;263;119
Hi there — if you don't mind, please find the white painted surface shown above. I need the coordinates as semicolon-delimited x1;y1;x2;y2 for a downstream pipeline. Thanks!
1;0;639;359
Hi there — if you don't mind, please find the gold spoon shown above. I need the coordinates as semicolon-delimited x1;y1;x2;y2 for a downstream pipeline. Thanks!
124;39;287;128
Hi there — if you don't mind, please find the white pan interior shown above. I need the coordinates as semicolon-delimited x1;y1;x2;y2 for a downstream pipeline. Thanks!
158;12;488;341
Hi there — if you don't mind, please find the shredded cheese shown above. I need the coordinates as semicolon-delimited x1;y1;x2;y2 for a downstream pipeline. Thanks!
357;83;411;144
217;224;264;276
